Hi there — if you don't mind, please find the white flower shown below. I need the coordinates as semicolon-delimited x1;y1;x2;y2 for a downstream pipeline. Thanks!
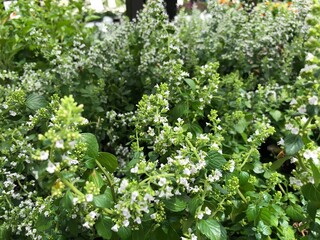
72;197;78;205
118;179;129;193
111;224;119;232
3;104;8;109
46;161;56;174
89;211;98;219
82;222;90;229
86;194;93;202
55;140;64;149
308;96;318;105
150;213;157;219
204;207;211;215
9;110;17;116
134;217;142;224
306;52;315;61
297;105;306;114
277;138;284;146
197;212;204;219
122;208;131;219
158;177;167;186
123;220;130;227
191;234;198;240
183;168;191;176
303;149;319;165
144;193;154;202
39;151;49;160
131;191;139;203
130;165;139;173
291;127;299;135
229;160;235;172
290;99;297;105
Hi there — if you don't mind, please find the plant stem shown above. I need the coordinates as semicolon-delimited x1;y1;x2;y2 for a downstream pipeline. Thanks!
237;189;247;203
58;175;84;197
95;160;117;202
186;138;201;161
240;148;254;169
278;183;286;195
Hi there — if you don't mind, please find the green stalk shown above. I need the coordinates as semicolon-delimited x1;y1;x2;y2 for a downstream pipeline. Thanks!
186;138;202;162
240;148;254;169
58;175;84;197
237;189;248;203
95;160;117;202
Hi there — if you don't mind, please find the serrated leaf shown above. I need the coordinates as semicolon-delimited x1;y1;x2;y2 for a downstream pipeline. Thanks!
26;93;47;110
81;133;99;159
270;110;282;122
205;151;227;171
96;216;112;239
260;207;278;227
246;204;258;222
96;152;118;173
286;205;304;221
197;218;227;240
171;102;189;120
89;170;104;189
93;190;113;208
188;196;203;215
184;78;196;91
258;221;272;236
284;134;304;156
164;197;187;212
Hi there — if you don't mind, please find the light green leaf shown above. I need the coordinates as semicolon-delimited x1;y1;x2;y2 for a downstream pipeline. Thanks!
270;110;282;122
81;133;99;159
89;170;104;190
96;216;112;239
258;221;272;236
164;197;187;212
205;151;227;171
61;190;73;210
26;93;47;110
301;183;320;202
284;134;304;156
246;204;258;222
310;161;320;187
286;205;304;221
197;218;227;240
234;118;247;134
118;226;132;240
96;152;118;173
184;78;196;91
260;207;278;227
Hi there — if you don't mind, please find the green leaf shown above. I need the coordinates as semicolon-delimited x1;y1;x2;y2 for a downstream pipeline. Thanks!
286;205;304;221
307;201;320;219
271;156;291;171
246;204;258;223
184;78;196;91
164;197;187;212
96;216;113;239
205;151;227;171
0;225;10;239
310;161;320;187
234;118;247;134
81;133;99;159
188;196;203;215
171;102;189;120
239;171;249;185
260;207;278;227
26;93;47;110
61;190;73;210
84;156;96;169
183;123;203;136
93;189;113;208
89;170;104;190
284;134;304;156
197;218;227;240
270;110;282;122
96;152;118;173
301;183;320;202
307;105;319;117
258;221;272;236
118;226;132;240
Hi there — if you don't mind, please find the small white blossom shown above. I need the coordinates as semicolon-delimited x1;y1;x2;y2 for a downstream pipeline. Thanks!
150;213;157;219
158;177;167;186
9;110;17;116
39;151;49;160
131;191;139;203
197;212;204;219
55;140;64;149
278;138;284;146
123;220;130;227
290;99;297;105
89;211;98;219
204;207;211;215
130;165;139;173
86;194;93;202
111;224;119;232
309;96;318;105
298;105;306;114
229;160;235;172
46;161;56;174
82;222;90;229
134;217;142;224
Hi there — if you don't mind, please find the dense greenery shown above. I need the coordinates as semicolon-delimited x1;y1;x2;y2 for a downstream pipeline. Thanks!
1;0;320;239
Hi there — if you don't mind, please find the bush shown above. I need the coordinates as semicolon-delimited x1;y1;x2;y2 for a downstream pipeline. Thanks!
1;0;320;239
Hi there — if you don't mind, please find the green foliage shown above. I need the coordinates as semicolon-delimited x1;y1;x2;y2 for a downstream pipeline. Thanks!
1;0;320;239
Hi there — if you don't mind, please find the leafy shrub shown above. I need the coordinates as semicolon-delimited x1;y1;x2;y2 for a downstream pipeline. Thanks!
1;0;320;239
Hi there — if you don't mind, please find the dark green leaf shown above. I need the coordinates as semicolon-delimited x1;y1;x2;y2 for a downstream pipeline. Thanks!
239;171;249;185
205;151;227;171
197;218;227;240
85;156;96;169
96;152;118;173
93;189;113;209
307;201;320;219
260;207;278;227
171;102;189;120
284;134;304;156
271;156;291;171
26;93;47;110
183;123;203;136
61;190;73;210
246;204;258;222
118;226;132;240
81;133;99;159
188;196;203;215
184;78;196;91
96;216;113;239
164;197;187;212
307;105;319;117
301;183;320;202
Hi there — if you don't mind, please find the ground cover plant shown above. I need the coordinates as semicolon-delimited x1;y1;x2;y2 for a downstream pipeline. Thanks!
0;0;320;239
